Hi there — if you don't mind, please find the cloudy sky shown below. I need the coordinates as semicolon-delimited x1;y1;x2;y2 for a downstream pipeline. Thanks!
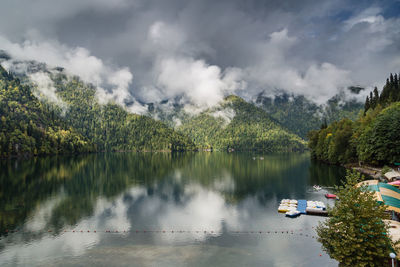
1;0;400;109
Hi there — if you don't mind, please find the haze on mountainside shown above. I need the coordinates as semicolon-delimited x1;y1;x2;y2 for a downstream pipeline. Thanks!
0;0;400;115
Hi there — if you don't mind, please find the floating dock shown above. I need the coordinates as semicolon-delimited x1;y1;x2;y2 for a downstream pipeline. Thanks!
278;199;327;217
297;200;307;214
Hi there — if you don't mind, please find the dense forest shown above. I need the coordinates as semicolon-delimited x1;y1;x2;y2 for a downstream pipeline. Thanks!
255;91;363;139
52;73;195;152
177;95;307;152
0;59;311;157
308;73;400;165
0;65;94;156
0;64;195;157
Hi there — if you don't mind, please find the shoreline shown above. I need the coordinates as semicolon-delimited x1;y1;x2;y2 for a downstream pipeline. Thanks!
0;148;308;160
344;163;383;180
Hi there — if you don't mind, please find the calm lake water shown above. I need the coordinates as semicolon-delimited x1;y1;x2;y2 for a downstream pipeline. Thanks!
0;152;345;266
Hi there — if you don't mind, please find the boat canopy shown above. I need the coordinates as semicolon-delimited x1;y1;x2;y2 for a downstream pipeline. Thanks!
357;180;400;213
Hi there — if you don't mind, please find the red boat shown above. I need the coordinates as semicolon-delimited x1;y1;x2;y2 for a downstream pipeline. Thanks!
325;193;337;199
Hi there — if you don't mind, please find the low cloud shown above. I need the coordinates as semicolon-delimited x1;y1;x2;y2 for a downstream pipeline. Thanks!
29;72;68;113
211;108;236;125
0;35;147;113
1;1;400;114
155;57;241;108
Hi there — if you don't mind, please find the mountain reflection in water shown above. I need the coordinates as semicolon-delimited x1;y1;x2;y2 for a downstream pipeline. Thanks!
0;152;344;266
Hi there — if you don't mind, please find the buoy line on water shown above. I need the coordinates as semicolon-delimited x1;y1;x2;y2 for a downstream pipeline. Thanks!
1;227;321;239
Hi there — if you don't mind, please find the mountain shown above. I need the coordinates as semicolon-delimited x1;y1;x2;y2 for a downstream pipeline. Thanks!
176;95;307;152
51;73;195;152
0;65;94;156
0;64;195;157
255;91;364;138
0;54;363;157
146;89;364;140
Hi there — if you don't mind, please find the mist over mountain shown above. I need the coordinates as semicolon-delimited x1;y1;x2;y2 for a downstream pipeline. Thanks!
1;0;399;116
0;57;309;157
1;53;364;141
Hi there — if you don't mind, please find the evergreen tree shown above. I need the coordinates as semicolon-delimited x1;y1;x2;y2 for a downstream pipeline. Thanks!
380;79;390;106
369;92;375;109
320;117;328;129
373;87;379;107
317;170;394;266
364;96;370;114
395;73;400;101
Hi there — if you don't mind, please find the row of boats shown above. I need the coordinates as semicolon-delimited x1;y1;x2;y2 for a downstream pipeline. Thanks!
278;199;327;217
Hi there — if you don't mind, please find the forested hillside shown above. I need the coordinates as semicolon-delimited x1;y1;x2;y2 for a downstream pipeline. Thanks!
0;64;195;157
308;73;400;165
0;65;94;156
255;91;363;138
177;95;307;152
52;73;195;152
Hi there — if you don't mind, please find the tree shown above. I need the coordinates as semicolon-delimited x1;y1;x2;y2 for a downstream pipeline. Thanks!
320;117;328;129
368;103;400;164
317;170;394;266
373;87;379;107
364;96;370;114
369;92;375;109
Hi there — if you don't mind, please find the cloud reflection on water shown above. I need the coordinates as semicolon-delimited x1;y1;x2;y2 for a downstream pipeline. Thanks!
0;152;342;266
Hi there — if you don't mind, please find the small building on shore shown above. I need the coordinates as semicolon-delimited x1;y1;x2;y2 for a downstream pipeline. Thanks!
385;171;400;181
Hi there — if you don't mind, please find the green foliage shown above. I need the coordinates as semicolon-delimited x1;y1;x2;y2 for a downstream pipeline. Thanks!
382;166;392;175
317;170;392;266
0;65;94;157
365;73;400;112
364;103;400;164
52;74;196;152
308;118;356;164
0;65;195;157
309;73;400;166
256;92;363;138
177;95;307;152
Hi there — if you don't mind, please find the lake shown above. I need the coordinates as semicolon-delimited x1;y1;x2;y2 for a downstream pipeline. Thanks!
0;152;345;266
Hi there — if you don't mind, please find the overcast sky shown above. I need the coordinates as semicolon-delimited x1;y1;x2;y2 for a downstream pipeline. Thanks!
1;0;400;109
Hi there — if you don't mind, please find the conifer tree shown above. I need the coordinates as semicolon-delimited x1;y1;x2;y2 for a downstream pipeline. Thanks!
364;96;370;114
320;117;328;129
370;92;375;109
373;87;379;107
317;170;394;266
380;79;390;105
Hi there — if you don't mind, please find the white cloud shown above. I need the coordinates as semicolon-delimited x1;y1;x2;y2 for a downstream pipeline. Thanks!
29;72;68;112
211;108;236;125
156;57;237;108
246;29;352;104
344;7;384;31
140;21;245;112
0;35;148;114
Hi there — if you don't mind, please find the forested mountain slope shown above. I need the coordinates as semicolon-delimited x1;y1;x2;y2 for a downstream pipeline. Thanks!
177;95;307;152
255;91;364;139
308;73;400;165
0;65;94;156
52;73;195;152
0;65;195;157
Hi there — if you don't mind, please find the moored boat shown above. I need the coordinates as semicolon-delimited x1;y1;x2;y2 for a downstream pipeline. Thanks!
306;207;328;216
313;185;322;191
285;210;301;218
325;193;337;199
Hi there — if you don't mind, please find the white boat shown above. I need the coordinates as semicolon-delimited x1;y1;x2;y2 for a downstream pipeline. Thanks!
313;185;322;191
285;210;301;218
